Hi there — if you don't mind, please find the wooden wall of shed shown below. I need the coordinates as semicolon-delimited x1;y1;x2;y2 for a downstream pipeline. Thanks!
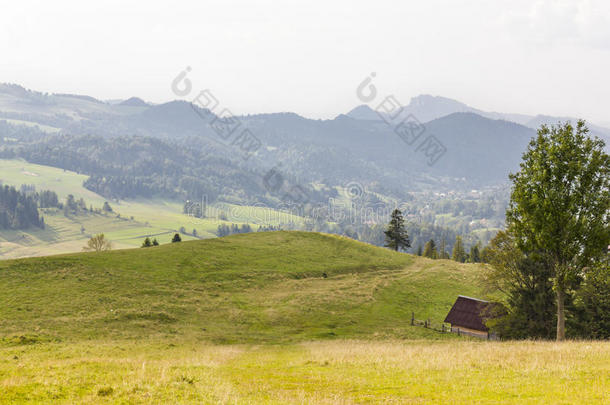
451;325;488;338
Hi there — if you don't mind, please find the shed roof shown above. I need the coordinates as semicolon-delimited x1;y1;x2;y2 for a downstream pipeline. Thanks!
443;295;495;331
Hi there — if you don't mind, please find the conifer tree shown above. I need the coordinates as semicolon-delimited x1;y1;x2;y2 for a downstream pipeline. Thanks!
452;236;466;262
383;209;410;251
423;239;437;259
141;237;152;248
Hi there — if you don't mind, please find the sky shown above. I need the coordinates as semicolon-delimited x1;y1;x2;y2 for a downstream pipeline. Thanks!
1;0;609;123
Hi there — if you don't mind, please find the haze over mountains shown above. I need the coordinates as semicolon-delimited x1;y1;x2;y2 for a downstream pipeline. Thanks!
1;82;608;195
347;94;610;140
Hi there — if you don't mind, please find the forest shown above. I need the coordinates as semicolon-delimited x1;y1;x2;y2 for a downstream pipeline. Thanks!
0;185;47;229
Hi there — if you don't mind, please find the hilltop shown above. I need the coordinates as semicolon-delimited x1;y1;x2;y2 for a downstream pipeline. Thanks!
0;231;485;344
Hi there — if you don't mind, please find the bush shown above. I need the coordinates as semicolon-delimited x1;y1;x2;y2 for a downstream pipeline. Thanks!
97;387;114;397
83;234;112;252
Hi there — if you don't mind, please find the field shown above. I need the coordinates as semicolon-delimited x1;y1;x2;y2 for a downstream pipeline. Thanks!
0;232;480;342
0;232;607;403
0;159;303;258
1;340;607;404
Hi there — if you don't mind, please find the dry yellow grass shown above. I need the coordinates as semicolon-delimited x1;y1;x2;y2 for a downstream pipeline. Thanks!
1;339;607;404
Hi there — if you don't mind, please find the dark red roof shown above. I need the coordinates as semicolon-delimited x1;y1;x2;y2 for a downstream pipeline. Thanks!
444;295;495;331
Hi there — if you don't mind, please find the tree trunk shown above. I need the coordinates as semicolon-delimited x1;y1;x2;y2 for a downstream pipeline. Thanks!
556;288;565;341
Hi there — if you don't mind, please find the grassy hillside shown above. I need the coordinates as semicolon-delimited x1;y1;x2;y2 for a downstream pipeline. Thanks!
0;231;484;343
0;159;304;258
1;231;607;404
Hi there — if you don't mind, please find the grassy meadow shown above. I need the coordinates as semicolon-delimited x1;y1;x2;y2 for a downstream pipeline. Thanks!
0;231;607;403
0;232;478;342
1;340;607;403
0;159;303;258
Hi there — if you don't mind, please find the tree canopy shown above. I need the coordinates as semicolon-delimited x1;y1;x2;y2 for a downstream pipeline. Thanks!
506;120;610;340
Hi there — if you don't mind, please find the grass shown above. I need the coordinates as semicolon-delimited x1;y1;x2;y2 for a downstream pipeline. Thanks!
0;159;305;258
0;340;607;403
0;231;481;343
0;231;607;403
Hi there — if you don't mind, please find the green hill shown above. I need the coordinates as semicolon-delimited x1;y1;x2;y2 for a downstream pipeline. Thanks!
0;159;304;258
0;231;484;344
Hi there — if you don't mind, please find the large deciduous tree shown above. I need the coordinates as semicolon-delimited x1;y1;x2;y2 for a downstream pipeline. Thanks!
506;121;609;340
384;209;410;252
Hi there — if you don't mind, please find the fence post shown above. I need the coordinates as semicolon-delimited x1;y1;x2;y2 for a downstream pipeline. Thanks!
442;324;445;333
457;328;460;336
411;312;414;326
424;320;427;328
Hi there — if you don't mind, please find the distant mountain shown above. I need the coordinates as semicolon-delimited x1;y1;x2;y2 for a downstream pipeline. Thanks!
423;113;534;181
345;105;381;121
525;114;610;142
0;83;606;193
119;97;149;107
0;83;149;128
400;94;479;123
54;93;104;104
232;109;536;186
347;94;479;123
347;94;610;144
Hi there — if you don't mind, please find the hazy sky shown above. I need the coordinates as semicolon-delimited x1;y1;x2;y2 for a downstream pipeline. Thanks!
2;0;609;123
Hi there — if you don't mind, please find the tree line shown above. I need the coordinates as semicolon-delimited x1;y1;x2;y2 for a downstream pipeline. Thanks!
0;185;45;229
0;183;117;230
217;223;253;237
416;235;483;263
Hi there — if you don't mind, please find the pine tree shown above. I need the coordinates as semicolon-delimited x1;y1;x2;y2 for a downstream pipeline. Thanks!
423;239;437;259
469;242;481;263
152;238;159;246
452;236;466;262
102;201;113;212
439;238;449;259
141;237;152;248
383;209;410;251
171;233;182;243
416;245;422;256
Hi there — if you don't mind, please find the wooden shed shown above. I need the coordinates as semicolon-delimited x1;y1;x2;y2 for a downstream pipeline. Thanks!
444;295;496;338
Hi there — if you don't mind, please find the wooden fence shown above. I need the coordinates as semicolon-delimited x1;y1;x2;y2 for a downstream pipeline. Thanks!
411;312;498;340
